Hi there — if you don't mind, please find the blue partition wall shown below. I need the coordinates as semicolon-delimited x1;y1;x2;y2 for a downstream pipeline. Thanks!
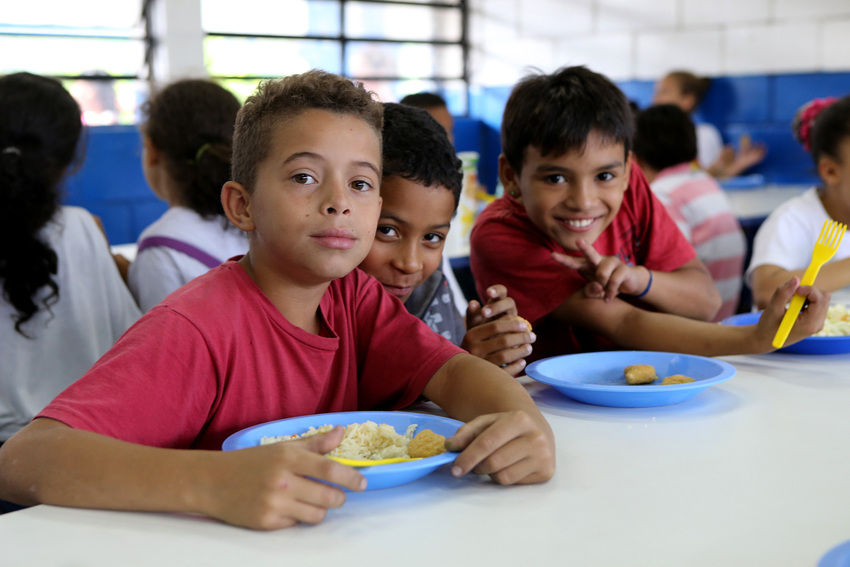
64;71;850;245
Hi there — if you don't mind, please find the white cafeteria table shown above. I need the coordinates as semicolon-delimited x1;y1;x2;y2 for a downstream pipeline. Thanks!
1;350;849;567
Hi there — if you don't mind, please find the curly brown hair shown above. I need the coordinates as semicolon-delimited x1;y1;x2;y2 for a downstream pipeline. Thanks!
231;70;384;191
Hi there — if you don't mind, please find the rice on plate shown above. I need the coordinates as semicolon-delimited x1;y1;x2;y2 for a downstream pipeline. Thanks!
261;421;418;460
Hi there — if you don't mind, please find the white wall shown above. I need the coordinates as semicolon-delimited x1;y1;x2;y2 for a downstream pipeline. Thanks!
469;0;850;86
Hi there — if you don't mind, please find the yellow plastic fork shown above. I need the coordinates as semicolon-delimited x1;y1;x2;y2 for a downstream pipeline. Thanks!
328;456;422;467
772;219;847;348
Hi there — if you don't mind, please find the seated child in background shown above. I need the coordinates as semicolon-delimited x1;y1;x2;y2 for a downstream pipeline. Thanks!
0;73;141;446
652;70;766;179
359;103;535;376
633;103;747;321
129;79;248;311
469;65;828;361
748;96;850;309
400;91;454;144
0;70;555;530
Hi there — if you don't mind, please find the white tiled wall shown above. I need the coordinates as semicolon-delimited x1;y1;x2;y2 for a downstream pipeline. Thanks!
469;0;850;86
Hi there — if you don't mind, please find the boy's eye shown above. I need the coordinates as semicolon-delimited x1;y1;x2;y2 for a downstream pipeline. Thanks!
597;172;615;182
423;232;444;245
377;225;398;238
545;174;566;184
351;179;374;192
292;173;317;184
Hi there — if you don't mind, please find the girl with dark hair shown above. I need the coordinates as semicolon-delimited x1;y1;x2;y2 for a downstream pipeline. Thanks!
748;96;850;309
128;79;247;311
0;72;140;443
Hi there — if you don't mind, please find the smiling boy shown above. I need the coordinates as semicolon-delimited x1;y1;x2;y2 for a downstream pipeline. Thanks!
0;71;555;529
470;66;828;359
359;103;534;374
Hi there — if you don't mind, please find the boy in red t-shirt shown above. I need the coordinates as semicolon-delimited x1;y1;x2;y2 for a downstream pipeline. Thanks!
0;71;555;529
470;65;828;360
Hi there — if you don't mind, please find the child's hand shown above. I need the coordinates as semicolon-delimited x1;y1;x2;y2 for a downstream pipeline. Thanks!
551;239;649;302
202;426;366;530
445;411;555;485
464;285;535;376
756;277;830;349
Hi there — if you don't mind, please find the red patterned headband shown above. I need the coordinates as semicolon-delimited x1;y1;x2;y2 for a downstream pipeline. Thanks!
793;97;838;152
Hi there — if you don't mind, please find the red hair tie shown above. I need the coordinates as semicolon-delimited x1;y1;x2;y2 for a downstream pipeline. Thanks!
793;97;838;152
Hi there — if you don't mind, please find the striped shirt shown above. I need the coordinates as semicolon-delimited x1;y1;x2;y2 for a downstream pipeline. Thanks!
651;163;747;321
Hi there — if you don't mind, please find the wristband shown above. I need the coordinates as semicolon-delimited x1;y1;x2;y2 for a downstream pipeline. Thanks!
634;270;653;299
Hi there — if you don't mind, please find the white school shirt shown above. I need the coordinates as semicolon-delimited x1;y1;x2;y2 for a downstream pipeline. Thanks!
746;187;850;305
128;206;248;312
696;122;724;170
0;206;142;441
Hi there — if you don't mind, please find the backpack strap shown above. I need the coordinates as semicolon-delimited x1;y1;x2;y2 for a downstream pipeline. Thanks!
137;236;222;269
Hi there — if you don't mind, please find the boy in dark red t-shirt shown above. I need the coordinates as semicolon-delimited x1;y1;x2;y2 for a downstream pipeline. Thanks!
471;66;827;360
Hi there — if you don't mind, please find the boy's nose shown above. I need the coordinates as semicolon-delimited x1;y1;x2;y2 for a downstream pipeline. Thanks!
393;244;423;274
565;180;594;210
323;181;351;215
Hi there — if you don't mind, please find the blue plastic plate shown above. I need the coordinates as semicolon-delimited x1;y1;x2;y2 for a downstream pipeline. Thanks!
820;540;850;567
526;351;736;408
721;311;850;355
222;411;463;490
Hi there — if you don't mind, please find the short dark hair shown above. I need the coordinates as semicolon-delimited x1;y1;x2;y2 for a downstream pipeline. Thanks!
232;69;384;191
142;79;240;219
633;104;697;171
381;103;462;211
501;66;634;175
399;92;447;110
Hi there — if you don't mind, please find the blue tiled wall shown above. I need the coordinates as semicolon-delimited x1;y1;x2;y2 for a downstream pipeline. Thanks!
63;72;850;245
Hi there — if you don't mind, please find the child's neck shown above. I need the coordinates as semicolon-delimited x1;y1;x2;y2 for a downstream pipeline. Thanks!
818;186;850;226
238;255;328;335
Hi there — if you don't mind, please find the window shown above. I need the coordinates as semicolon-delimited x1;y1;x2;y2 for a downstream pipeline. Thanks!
0;1;151;125
201;0;469;114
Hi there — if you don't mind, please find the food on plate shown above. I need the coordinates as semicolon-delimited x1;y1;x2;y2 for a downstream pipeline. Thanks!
261;420;446;461
661;374;696;385
624;364;657;385
407;429;447;458
814;304;850;337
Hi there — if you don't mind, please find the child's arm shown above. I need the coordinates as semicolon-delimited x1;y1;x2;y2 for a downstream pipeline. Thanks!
463;285;536;377
422;354;555;485
0;418;366;530
751;259;850;310
551;277;828;356
552;239;721;321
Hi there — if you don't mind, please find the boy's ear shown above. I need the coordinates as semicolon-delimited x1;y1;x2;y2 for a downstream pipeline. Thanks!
498;154;521;200
221;181;255;232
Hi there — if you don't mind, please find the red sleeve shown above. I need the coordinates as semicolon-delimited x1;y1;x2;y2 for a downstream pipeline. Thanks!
624;164;697;271
37;309;219;448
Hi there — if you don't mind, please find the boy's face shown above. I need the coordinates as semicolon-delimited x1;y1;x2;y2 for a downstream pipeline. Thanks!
500;130;630;252
237;108;382;285
358;175;454;302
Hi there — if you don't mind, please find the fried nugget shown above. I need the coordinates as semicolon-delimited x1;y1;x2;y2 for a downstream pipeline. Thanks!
407;429;446;458
661;374;695;385
624;364;657;385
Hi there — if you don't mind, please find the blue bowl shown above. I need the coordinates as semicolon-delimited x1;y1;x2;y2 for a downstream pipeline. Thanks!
821;540;850;567
526;351;736;408
721;311;850;355
222;411;463;490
